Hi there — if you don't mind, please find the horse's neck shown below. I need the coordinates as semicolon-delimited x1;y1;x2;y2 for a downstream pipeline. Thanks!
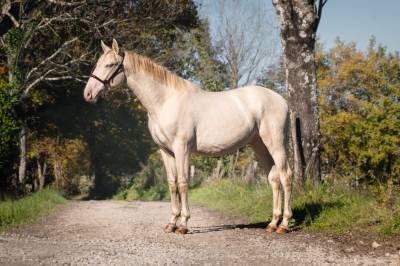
125;71;173;115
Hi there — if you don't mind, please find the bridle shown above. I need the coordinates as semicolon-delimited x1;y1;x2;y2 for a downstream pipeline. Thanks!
90;52;125;89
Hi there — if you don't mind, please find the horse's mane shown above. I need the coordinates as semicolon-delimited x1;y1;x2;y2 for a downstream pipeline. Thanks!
124;51;196;91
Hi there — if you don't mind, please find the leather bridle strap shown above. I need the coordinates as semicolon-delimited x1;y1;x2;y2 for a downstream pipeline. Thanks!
90;52;125;88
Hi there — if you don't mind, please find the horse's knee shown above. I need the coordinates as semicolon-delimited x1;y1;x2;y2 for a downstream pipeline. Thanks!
273;209;282;218
177;181;188;193
281;177;291;189
284;209;292;219
168;181;178;194
279;169;292;189
268;168;279;186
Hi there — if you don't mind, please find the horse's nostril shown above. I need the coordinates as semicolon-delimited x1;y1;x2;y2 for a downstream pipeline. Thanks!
86;92;92;99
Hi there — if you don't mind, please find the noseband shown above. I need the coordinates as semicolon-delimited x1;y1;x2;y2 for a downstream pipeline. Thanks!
90;52;125;89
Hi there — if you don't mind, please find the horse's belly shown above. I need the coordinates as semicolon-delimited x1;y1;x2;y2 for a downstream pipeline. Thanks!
194;124;256;156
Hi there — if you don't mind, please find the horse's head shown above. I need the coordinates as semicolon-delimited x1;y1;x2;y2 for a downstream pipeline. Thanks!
84;39;125;103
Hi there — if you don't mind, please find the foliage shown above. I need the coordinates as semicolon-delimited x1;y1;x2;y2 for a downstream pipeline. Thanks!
113;151;167;201
113;150;217;201
0;80;18;158
0;188;66;231
318;39;400;186
187;20;228;91
0;80;19;187
114;182;169;202
190;179;400;236
0;0;225;196
28;137;91;195
257;57;286;96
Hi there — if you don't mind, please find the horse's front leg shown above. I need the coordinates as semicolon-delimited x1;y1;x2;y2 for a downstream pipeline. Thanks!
160;149;180;233
173;142;191;234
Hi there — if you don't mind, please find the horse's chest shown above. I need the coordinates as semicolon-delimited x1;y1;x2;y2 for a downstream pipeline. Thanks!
148;119;173;151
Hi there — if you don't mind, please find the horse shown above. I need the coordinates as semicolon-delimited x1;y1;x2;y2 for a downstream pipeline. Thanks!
84;39;292;234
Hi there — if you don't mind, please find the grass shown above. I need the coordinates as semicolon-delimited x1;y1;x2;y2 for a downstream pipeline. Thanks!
190;179;400;236
0;188;66;231
113;183;170;201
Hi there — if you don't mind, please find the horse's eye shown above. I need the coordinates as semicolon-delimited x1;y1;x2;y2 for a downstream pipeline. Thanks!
105;63;116;68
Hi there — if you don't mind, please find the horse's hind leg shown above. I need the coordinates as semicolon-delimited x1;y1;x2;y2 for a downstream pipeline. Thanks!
259;125;292;234
250;136;282;233
160;149;180;233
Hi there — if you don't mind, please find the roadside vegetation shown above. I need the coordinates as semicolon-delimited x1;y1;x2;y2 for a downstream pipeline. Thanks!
190;179;400;236
0;189;66;231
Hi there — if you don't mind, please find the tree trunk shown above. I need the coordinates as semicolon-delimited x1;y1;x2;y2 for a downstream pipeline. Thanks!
211;159;225;181
244;161;258;185
40;160;47;189
290;111;304;186
53;156;65;190
272;0;324;185
285;41;321;184
18;123;27;185
36;156;47;190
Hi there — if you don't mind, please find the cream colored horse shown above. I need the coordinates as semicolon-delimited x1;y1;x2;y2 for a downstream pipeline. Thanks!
84;39;292;234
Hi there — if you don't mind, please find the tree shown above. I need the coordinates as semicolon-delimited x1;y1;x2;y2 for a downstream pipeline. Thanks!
187;20;228;91
257;56;286;95
1;0;223;196
1;0;121;188
272;0;328;185
0;79;19;192
318;39;400;188
198;0;278;88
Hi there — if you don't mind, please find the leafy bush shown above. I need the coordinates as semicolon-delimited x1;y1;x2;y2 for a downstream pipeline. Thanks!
114;150;208;201
318;39;400;186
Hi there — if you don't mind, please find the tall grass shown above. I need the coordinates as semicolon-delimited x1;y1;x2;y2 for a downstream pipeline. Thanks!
190;179;400;236
0;189;66;231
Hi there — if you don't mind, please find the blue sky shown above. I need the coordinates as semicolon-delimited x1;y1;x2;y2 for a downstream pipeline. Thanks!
198;0;400;52
318;0;400;52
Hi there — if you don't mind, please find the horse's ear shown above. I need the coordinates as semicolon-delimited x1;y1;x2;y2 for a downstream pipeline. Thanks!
112;39;119;54
101;40;110;53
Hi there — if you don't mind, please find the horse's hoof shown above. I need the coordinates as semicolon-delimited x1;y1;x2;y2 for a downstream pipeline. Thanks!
266;225;277;233
175;226;189;234
276;225;289;234
163;223;177;233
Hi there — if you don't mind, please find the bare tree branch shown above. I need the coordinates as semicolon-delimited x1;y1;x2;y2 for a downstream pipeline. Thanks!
44;76;86;83
314;0;328;33
214;0;277;87
25;37;78;81
1;0;20;27
46;0;85;7
23;69;55;97
37;15;91;30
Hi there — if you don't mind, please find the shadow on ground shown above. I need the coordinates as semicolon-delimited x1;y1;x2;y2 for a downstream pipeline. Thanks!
190;201;344;234
190;222;268;234
292;201;344;229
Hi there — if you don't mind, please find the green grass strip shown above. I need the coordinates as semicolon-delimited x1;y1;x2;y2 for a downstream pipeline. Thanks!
190;179;400;236
0;189;66;231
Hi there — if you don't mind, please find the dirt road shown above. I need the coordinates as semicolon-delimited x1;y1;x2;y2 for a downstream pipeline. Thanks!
0;201;398;265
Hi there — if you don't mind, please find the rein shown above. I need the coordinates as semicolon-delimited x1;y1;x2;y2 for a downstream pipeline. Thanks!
90;52;125;89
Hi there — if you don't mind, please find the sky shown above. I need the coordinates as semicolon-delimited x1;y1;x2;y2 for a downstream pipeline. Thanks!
198;0;400;53
318;0;400;52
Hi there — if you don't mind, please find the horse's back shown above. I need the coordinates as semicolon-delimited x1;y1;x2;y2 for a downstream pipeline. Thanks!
211;85;288;124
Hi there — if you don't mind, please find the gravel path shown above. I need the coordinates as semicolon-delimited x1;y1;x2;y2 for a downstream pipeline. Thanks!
0;200;399;265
